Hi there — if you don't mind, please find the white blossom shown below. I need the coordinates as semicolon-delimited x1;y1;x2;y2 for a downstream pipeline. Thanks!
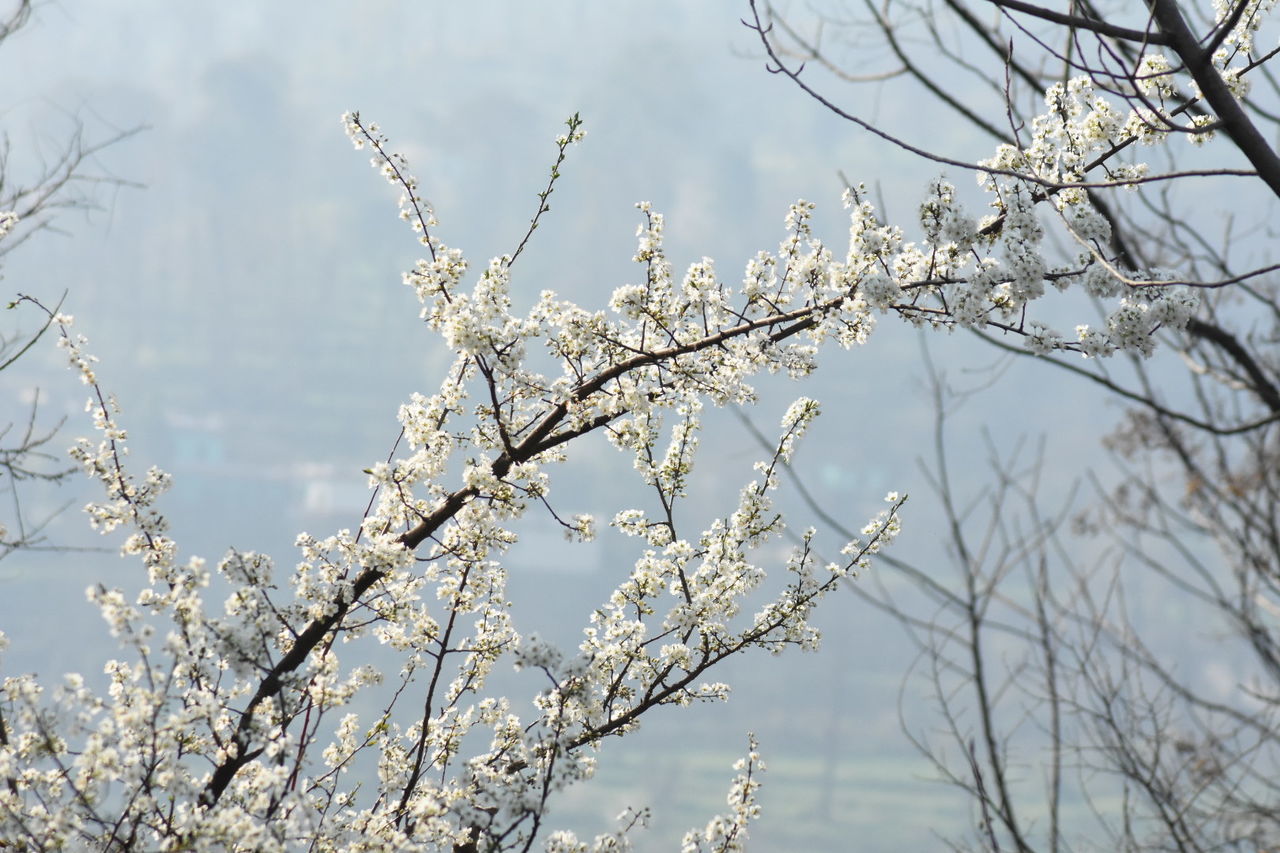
0;75;1215;848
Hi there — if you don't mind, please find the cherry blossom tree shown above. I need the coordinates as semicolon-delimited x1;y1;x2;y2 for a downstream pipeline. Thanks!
0;0;1257;849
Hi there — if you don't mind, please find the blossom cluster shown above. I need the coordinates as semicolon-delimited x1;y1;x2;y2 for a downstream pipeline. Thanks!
0;57;1225;847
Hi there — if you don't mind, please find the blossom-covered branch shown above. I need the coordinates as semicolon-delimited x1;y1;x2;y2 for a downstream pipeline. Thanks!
0;35;1219;844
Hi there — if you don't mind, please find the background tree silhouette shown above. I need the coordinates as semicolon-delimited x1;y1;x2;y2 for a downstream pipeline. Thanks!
756;0;1280;847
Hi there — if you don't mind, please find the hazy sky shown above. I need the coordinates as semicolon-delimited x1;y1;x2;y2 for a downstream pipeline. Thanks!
0;3;1131;849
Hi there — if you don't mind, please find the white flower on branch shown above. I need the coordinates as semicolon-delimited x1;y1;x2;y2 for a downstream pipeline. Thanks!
0;66;1215;846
